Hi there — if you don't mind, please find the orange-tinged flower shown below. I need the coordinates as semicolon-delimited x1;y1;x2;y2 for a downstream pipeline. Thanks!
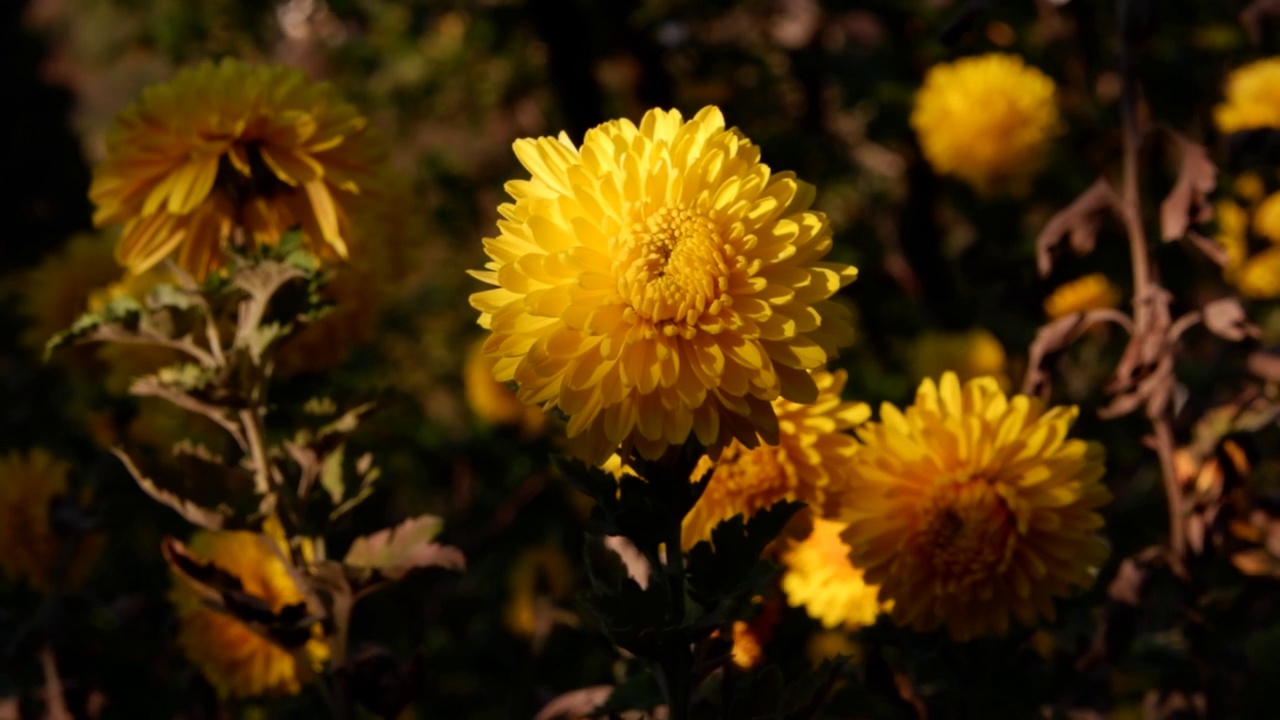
841;373;1110;642
470;106;858;464
171;525;328;698
681;369;868;549
780;517;886;630
1043;273;1121;319
90;58;381;278
911;54;1060;194
0;449;99;592
1214;59;1280;134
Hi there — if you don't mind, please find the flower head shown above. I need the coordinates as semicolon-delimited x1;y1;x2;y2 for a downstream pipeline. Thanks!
90;58;381;278
1043;273;1121;319
911;53;1060;194
681;369;868;549
1215;59;1280;134
908;328;1008;390
470;106;858;464
841;373;1110;641
780;517;886;630
171;525;328;698
0;449;99;592
1217;198;1280;299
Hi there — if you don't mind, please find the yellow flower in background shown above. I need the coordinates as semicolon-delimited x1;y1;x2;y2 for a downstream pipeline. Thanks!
841;373;1111;642
681;369;869;549
1043;273;1121;319
504;545;574;640
780;517;886;630
1214;58;1280;134
1217;199;1280;299
1235;247;1280;298
908;328;1008;390
464;341;548;437
16;233;121;357
90;58;381;278
0;449;98;592
1254;191;1280;243
171;527;328;698
470;106;858;464
1236;172;1267;204
911;53;1060;194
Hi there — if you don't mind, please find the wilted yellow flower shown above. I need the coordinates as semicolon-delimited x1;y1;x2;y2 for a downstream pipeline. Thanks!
780;517;885;630
682;369;869;549
464;341;548;437
171;526;328;698
90;58;381;278
1215;58;1280;134
911;53;1060;194
841;373;1111;642
908;328;1008;390
470;106;858;464
0;449;98;592
1043;273;1121;319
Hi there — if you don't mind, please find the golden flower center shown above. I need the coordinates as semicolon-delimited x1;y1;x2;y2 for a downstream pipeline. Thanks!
614;205;736;334
915;479;1015;592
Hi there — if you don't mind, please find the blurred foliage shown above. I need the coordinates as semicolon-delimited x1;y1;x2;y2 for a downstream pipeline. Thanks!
6;0;1280;717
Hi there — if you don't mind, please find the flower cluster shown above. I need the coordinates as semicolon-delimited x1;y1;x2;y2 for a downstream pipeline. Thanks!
0;449;99;592
1217;175;1280;299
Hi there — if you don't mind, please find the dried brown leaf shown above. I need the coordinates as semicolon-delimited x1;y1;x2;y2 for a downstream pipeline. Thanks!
345;515;466;580
534;685;614;720
1160;133;1217;242
1036;178;1118;277
1202;297;1259;341
1247;349;1280;381
1231;548;1280;577
112;449;228;530
604;535;652;590
1241;0;1280;44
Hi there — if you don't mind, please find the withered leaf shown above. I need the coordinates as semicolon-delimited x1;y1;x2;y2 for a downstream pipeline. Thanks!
604;535;652;590
1036;178;1118;277
1231;548;1280;578
1160;132;1217;242
1247;348;1280;381
112;449;228;530
1241;0;1280;45
534;686;614;720
1201;297;1259;341
344;515;465;580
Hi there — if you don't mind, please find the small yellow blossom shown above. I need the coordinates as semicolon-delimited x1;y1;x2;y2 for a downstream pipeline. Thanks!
171;525;329;698
1215;59;1280;134
1254;191;1280;243
841;373;1111;642
681;370;869;549
91;58;381;278
504;545;574;639
780;517;886;630
911;54;1061;194
908;328;1008;390
1218;199;1280;299
470;106;858;464
1043;273;1121;319
0;449;99;592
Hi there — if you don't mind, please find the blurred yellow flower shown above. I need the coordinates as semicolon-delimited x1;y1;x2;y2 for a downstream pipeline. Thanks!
1215;58;1280;134
470;106;858;464
908;328;1008;390
171;526;328;698
1218;199;1280;299
0;449;99;592
91;58;381;278
16;234;120;357
841;373;1111;642
806;630;861;666
504;545;573;640
1236;172;1267;204
911;53;1060;194
1043;273;1121;319
780;517;886;630
681;369;869;549
1254;191;1280;243
464;341;547;437
725;598;779;669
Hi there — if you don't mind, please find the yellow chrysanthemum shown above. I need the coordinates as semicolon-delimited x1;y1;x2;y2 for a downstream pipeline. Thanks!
469;106;858;464
681;369;869;549
90;58;381;278
0;449;99;592
1214;59;1280;134
780;517;886;630
1043;273;1122;319
1218;199;1280;299
464;341;548;437
16;234;121;358
911;53;1060;194
841;373;1111;642
1254;191;1280;243
908;328;1008;390
171;526;328;698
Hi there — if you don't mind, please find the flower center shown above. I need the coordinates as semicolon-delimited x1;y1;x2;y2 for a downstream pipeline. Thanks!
613;204;735;336
915;479;1015;593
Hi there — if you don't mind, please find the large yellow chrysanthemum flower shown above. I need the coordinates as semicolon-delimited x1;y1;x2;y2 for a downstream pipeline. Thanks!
1214;59;1280;134
1042;273;1121;319
908;328;1008;390
90;58;381;278
171;526;328;698
470;107;858;464
841;373;1110;642
780;517;886;630
911;54;1060;195
0;449;99;592
681;369;869;549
